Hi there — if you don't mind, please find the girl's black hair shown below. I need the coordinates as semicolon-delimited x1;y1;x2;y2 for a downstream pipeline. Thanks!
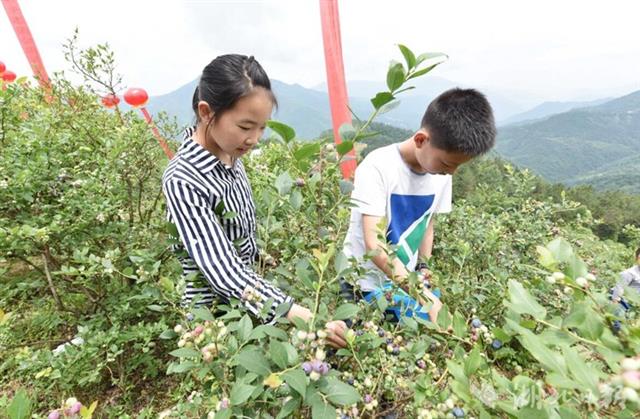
192;54;277;122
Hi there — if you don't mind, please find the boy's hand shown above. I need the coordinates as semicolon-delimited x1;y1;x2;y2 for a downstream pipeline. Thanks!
420;289;443;323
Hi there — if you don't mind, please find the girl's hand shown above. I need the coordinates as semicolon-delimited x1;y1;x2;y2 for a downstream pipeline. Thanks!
324;320;348;349
286;305;348;348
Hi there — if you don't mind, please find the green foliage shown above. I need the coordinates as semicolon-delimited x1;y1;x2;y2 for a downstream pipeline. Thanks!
1;41;639;419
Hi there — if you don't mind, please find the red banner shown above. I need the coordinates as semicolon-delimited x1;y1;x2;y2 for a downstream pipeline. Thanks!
319;0;356;179
2;0;50;88
140;107;174;159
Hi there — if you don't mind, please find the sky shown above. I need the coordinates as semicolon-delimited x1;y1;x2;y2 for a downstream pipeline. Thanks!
2;0;639;105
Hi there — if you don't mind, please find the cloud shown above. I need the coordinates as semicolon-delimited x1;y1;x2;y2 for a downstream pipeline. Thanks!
1;0;639;101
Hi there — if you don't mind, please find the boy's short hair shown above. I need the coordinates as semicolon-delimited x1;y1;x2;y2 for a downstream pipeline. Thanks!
636;247;640;259
421;88;496;156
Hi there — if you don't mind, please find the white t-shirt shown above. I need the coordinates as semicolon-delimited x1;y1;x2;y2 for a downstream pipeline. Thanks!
343;143;453;291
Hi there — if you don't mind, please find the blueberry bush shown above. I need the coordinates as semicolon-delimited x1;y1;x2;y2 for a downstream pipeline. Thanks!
1;38;638;418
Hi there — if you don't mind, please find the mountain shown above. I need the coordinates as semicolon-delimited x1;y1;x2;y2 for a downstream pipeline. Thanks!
500;98;612;126
495;90;640;192
313;76;535;126
147;76;534;140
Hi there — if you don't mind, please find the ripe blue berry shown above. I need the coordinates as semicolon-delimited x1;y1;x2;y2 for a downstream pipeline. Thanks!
186;313;194;322
378;329;385;337
471;318;482;328
452;407;465;417
491;339;503;350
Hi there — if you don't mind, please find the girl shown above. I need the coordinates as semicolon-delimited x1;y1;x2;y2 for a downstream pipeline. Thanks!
162;54;347;348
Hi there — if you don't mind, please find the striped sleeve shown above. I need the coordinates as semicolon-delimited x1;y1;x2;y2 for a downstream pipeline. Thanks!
163;177;294;324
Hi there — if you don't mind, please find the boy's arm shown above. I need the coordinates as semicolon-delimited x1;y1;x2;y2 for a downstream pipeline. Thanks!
418;216;435;261
362;214;411;282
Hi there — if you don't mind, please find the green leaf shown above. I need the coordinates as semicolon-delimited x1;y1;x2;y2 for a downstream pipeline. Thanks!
289;190;303;210
282;369;308;398
398;44;416;69
250;324;289;341
269;341;289;370
563;346;599;393
436;305;452;331
506;279;547;320
234;348;271;376
322;378;361;405
267;120;296;143
406;64;438;81
377;99;400;115
370;92;395;110
311;399;337;419
192;306;216;322
214;409;232;419
557;406;582;419
464;346;484;376
546;238;574;264
159;329;178;340
333;303;359;321
237;314;253;343
336;141;353;156
386;61;405;91
415;52;448;65
167;361;197;374
169;348;201;358
536;245;556;269
505;319;567;375
230;383;255;405
274;171;293;195
293;142;321;162
277;396;301;419
566;254;588;280
7;389;31;419
452;311;467;338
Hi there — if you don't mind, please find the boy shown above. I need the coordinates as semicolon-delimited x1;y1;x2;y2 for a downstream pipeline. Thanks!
341;88;496;323
612;247;640;302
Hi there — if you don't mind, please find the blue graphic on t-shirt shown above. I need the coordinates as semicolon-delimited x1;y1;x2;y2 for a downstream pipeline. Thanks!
386;193;434;244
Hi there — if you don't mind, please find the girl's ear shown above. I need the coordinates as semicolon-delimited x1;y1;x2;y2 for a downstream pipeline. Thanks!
197;101;214;123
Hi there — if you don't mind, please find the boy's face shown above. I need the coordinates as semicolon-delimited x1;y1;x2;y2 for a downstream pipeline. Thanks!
414;130;472;175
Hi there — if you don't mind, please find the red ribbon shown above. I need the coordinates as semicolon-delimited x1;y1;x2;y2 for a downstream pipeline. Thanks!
2;0;50;88
140;107;174;159
319;0;357;180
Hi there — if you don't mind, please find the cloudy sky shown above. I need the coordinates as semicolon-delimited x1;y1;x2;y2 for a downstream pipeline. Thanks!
2;0;639;104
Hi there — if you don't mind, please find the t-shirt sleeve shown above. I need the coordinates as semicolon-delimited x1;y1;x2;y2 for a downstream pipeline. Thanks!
350;158;386;217
435;175;453;213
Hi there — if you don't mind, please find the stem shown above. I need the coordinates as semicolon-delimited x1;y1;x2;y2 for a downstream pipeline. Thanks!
536;318;605;349
42;253;65;311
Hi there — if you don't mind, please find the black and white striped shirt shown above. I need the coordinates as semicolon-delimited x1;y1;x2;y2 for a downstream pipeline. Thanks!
162;129;293;324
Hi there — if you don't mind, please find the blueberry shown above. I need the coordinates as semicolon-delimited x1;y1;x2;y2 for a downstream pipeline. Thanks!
302;362;312;374
378;329;385;337
392;346;400;356
491;339;503;350
416;360;426;369
386;338;394;344
186;312;194;322
471;318;482;328
452;407;465;417
347;378;354;385
356;330;364;336
612;320;621;334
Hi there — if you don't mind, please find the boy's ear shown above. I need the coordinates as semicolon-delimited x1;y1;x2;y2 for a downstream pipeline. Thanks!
414;129;430;148
197;101;214;122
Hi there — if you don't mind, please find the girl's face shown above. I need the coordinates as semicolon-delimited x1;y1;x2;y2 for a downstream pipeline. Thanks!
200;87;273;164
